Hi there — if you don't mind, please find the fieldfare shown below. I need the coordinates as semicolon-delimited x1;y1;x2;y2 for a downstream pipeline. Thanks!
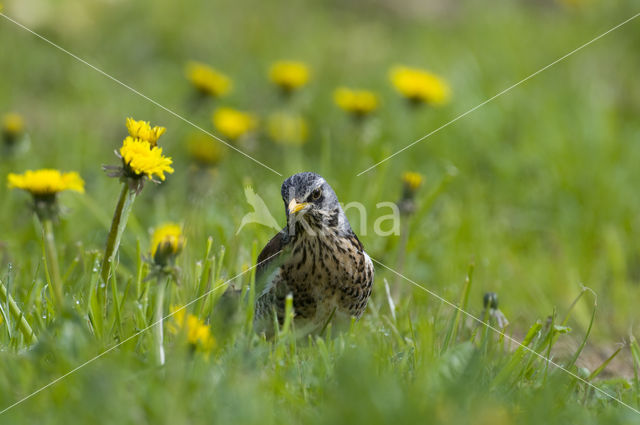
254;172;374;337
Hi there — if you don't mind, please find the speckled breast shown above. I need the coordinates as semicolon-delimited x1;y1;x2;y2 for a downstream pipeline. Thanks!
278;229;374;325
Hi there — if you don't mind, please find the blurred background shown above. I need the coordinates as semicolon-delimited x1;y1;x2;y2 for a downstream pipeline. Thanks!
3;0;640;336
2;0;640;419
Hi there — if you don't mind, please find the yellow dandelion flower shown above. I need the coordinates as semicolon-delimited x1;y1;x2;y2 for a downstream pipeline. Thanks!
169;306;216;352
186;133;227;166
267;112;308;146
186;61;232;98
390;66;451;105
212;107;257;141
151;223;185;264
2;113;24;136
125;117;166;146
333;87;379;117
402;171;423;192
120;137;174;181
269;60;310;92
8;169;85;196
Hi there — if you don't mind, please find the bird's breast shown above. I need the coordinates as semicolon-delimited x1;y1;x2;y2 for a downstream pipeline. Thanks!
280;229;373;321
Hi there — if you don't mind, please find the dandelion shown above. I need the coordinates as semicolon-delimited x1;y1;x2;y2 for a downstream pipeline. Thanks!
185;61;232;98
118;137;174;182
149;223;185;365
267;112;308;146
393;171;424;293
333;87;379;118
397;171;423;215
3;112;24;138
104;119;174;192
7;169;85;311
8;169;85;202
100;118;174;302
186;132;227;167
269;60;310;94
212;107;257;141
150;223;185;268
389;66;450;106
125;117;166;146
169;306;216;353
402;171;423;194
2;112;26;149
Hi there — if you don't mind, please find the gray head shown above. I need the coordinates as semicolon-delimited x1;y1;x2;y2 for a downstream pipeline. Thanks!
281;172;351;235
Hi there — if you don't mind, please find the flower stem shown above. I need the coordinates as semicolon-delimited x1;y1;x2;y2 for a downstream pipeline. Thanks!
41;218;64;311
99;183;137;309
154;277;168;366
0;279;37;343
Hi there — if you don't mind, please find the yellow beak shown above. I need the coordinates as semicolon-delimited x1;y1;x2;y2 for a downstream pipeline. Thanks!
288;199;309;214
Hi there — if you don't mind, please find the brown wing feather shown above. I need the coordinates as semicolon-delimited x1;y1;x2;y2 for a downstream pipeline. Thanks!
255;229;287;284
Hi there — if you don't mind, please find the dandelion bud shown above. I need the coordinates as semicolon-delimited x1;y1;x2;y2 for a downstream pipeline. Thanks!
402;172;423;198
151;223;185;267
397;172;423;216
483;292;509;329
2;113;25;147
483;292;499;310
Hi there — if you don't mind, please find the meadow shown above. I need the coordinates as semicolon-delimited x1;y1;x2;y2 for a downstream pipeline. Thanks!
1;0;640;423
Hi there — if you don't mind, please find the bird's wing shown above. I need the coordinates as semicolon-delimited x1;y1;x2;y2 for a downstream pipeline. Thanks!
255;229;287;295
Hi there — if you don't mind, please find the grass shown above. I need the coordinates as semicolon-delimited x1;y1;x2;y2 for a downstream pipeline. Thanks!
2;0;640;423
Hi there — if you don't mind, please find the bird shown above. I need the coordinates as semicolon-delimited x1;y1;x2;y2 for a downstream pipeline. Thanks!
254;172;374;337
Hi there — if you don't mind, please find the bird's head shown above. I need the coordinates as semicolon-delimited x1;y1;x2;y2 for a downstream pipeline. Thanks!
281;172;349;236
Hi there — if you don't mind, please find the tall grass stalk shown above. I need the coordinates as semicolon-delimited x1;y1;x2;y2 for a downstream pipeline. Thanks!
0;279;37;343
442;261;474;352
630;336;640;408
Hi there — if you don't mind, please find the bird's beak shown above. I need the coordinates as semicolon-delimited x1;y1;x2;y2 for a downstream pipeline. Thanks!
288;199;309;215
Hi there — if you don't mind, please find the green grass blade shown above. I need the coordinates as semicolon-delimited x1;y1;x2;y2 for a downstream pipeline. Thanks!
630;335;640;407
565;289;597;371
442;261;474;352
195;236;213;315
0;278;37;343
588;345;623;381
492;320;543;388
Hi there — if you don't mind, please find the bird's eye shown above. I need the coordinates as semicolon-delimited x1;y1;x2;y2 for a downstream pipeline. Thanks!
311;188;322;200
